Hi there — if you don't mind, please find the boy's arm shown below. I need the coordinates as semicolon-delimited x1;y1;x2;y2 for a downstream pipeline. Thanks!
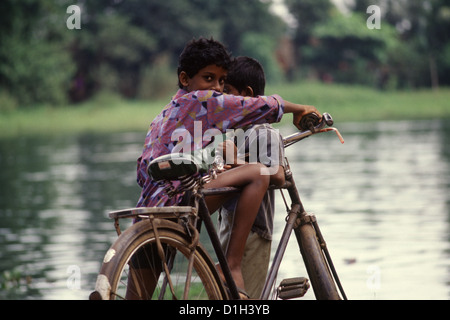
283;101;321;131
198;90;320;131
203;92;284;130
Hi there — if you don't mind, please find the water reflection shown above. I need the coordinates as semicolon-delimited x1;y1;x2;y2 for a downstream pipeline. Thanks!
0;120;449;299
276;119;450;299
0;132;142;299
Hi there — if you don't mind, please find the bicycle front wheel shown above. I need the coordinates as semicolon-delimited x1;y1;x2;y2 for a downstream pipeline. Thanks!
294;222;341;300
91;218;227;300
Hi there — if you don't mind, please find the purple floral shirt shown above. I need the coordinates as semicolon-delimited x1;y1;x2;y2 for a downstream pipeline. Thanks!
136;89;284;207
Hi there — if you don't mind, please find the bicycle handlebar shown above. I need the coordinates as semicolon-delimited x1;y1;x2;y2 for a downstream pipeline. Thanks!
298;112;333;131
283;112;344;147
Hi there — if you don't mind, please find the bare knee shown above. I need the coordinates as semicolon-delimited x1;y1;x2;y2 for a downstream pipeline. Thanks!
247;163;270;189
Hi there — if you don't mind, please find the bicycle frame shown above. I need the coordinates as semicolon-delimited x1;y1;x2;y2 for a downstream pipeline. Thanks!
188;114;347;300
197;171;346;300
98;112;347;300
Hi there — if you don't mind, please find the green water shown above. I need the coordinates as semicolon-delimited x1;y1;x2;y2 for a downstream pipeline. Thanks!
1;120;449;299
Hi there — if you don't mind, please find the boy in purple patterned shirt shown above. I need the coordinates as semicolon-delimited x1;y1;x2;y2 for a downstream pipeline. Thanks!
136;38;320;297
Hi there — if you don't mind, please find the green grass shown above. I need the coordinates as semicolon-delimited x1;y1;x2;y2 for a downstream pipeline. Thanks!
1;82;450;138
266;82;450;126
0;93;166;138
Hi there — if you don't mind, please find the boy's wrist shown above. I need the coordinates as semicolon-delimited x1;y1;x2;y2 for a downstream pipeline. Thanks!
283;101;311;114
283;100;321;130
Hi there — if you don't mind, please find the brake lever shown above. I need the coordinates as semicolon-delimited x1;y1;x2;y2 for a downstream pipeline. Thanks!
317;113;344;143
319;127;345;144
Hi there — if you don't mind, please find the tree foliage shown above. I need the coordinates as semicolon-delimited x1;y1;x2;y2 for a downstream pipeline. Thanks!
0;0;75;107
0;0;449;108
286;0;450;89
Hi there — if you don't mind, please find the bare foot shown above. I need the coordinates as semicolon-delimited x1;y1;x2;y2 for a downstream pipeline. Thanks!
215;263;249;299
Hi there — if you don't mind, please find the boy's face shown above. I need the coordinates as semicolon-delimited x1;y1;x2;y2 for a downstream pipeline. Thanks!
224;83;254;97
224;83;241;96
179;64;227;92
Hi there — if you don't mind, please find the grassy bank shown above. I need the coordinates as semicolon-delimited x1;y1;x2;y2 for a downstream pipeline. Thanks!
266;82;450;126
0;92;166;139
1;82;450;138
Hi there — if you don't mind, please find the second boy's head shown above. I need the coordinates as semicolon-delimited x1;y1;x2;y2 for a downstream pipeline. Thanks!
177;37;231;93
224;56;266;97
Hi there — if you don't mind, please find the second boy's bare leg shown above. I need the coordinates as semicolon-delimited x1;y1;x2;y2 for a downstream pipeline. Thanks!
204;163;270;294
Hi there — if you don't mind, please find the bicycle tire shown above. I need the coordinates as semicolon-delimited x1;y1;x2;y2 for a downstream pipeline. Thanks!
91;218;228;300
294;222;341;300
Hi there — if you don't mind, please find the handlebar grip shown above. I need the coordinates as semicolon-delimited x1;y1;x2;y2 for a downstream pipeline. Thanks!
298;112;334;131
298;113;321;131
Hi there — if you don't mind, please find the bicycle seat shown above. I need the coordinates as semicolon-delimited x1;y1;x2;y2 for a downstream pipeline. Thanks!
148;152;211;181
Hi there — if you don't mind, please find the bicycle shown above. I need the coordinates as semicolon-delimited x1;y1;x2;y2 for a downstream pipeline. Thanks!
90;112;347;300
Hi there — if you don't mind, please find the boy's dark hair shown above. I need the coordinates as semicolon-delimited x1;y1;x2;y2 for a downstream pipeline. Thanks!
177;37;232;89
226;56;266;96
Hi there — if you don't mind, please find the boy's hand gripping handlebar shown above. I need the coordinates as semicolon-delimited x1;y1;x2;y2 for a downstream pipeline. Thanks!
298;112;333;132
284;112;344;148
